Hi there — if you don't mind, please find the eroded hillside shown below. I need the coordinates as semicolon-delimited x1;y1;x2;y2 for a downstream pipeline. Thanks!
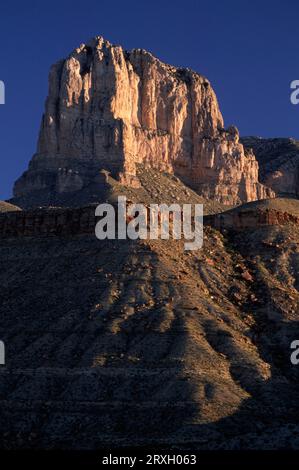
0;199;299;449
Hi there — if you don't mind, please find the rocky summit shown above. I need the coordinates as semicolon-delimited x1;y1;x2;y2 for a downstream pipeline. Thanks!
12;36;273;208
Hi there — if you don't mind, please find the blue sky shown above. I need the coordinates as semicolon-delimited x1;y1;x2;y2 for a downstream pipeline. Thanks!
0;0;299;200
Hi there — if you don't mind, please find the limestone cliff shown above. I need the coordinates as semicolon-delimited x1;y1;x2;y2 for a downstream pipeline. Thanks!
13;36;274;206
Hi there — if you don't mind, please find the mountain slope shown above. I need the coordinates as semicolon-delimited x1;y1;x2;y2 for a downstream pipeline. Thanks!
0;201;21;213
10;165;230;215
1;199;299;449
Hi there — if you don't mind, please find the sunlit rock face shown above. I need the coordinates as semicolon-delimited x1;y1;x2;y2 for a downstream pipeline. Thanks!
13;36;274;206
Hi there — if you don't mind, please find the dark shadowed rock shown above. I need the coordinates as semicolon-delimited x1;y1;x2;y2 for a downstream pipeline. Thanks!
241;136;299;197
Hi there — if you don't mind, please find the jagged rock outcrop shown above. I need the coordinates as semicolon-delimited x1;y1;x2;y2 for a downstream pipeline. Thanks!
13;36;274;207
241;137;299;197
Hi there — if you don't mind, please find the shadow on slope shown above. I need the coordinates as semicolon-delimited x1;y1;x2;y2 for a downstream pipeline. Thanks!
0;220;299;449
